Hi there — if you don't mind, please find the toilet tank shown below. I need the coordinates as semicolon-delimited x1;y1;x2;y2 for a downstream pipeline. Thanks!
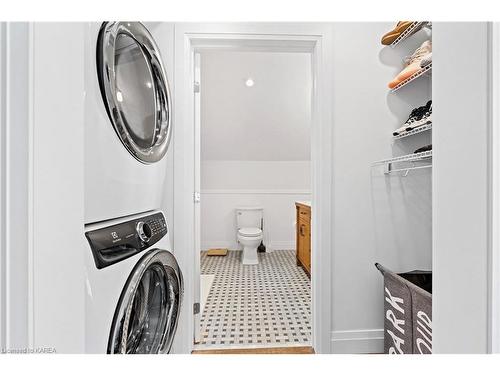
235;207;263;229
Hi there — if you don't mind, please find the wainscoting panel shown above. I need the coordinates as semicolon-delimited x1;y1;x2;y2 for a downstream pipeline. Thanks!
200;190;311;251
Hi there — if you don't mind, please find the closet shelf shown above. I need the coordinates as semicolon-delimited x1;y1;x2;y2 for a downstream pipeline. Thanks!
373;150;432;165
390;63;432;93
393;123;432;140
372;150;432;176
390;22;430;48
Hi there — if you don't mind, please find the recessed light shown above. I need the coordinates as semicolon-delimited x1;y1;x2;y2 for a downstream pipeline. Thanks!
245;78;254;87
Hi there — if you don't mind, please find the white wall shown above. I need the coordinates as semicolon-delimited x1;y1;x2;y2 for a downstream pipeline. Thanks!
32;23;86;353
0;23;86;353
201;161;311;250
433;22;490;354
200;51;311;251
330;23;432;353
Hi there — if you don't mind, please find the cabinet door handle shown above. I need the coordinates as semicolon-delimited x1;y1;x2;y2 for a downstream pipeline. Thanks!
299;224;305;236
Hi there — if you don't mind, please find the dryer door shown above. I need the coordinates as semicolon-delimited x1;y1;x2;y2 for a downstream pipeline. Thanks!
108;250;183;354
97;22;172;164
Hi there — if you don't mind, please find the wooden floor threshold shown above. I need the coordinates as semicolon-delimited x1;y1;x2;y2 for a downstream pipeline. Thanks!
192;346;314;354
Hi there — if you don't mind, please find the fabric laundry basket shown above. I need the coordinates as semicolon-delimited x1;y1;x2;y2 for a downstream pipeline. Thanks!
375;263;432;354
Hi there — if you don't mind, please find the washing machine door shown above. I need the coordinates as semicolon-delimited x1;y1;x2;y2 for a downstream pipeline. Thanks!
97;22;172;164
108;250;183;354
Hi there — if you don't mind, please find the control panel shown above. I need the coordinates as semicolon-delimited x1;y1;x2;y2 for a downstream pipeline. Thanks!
85;212;168;269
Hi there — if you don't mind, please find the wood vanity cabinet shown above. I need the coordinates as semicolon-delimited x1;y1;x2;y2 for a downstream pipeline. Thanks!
296;202;311;277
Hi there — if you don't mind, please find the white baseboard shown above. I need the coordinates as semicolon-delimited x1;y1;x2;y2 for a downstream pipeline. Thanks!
201;189;311;195
201;241;295;252
331;329;384;354
201;241;236;251
267;241;295;251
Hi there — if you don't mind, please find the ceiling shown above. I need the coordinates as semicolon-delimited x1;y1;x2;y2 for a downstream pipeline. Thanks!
200;50;311;161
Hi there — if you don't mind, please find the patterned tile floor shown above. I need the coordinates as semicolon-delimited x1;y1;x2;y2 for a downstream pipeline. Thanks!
196;250;311;349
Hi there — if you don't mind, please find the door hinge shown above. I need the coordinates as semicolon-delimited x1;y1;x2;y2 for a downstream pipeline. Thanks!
193;302;200;315
194;81;200;93
193;191;201;203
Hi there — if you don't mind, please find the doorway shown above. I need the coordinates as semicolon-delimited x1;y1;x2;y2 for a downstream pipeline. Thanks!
194;49;313;350
172;25;333;354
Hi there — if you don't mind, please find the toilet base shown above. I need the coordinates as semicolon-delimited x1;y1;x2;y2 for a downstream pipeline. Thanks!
242;246;258;265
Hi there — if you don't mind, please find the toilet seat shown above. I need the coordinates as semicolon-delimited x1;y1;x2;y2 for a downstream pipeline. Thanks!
238;227;262;237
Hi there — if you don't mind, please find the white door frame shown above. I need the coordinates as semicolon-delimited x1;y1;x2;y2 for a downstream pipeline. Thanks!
192;51;202;344
173;23;333;354
490;21;500;353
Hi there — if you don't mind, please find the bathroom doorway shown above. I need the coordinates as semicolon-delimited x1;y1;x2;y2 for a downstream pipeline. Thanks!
193;48;313;350
172;25;333;354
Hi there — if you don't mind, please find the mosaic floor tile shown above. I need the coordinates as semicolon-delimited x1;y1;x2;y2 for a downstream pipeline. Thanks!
196;250;311;349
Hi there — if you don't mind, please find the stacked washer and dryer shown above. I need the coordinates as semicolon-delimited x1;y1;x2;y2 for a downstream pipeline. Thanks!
83;22;183;354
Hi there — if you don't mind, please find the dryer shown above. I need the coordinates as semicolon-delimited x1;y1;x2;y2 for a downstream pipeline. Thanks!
84;211;183;353
84;22;172;224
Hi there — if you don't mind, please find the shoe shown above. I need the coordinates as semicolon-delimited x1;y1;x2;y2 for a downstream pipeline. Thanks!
420;52;432;68
388;40;432;89
414;144;432;154
393;104;427;136
381;22;413;45
406;100;432;131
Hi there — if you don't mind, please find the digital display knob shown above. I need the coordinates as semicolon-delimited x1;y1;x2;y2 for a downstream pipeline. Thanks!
136;221;152;243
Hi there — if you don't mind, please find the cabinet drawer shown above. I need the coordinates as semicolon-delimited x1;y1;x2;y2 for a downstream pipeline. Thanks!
297;206;311;222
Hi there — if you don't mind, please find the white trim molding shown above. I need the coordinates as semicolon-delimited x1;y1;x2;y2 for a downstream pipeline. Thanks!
201;241;234;251
201;241;294;252
0;22;33;351
173;23;334;354
0;21;6;350
201;189;311;195
490;21;500;354
266;241;295;250
331;329;384;354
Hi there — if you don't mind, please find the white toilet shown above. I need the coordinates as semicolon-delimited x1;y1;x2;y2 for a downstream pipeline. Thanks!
236;207;264;265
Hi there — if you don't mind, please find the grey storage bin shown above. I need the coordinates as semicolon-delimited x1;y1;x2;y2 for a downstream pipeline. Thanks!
375;263;432;354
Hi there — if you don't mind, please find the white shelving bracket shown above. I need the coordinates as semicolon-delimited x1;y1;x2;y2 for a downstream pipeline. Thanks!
390;21;432;48
393;122;432;140
390;63;432;93
373;150;433;176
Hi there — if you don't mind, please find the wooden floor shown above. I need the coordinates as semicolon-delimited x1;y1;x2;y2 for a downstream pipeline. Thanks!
192;346;314;354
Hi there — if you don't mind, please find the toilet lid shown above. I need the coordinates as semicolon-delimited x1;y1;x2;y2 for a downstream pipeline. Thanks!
238;227;262;237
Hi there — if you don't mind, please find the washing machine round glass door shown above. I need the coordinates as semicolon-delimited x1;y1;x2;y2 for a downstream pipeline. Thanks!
108;250;183;354
97;22;172;164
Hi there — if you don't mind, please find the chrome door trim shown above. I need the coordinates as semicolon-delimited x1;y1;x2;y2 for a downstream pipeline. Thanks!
108;249;184;354
97;22;172;164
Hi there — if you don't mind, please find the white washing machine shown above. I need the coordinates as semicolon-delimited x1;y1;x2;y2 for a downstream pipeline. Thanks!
84;22;172;224
84;210;183;353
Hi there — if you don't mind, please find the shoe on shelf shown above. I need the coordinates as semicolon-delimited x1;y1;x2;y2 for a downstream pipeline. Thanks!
406;100;432;131
414;144;432;154
388;40;432;89
381;21;413;45
393;105;427;136
420;52;432;68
